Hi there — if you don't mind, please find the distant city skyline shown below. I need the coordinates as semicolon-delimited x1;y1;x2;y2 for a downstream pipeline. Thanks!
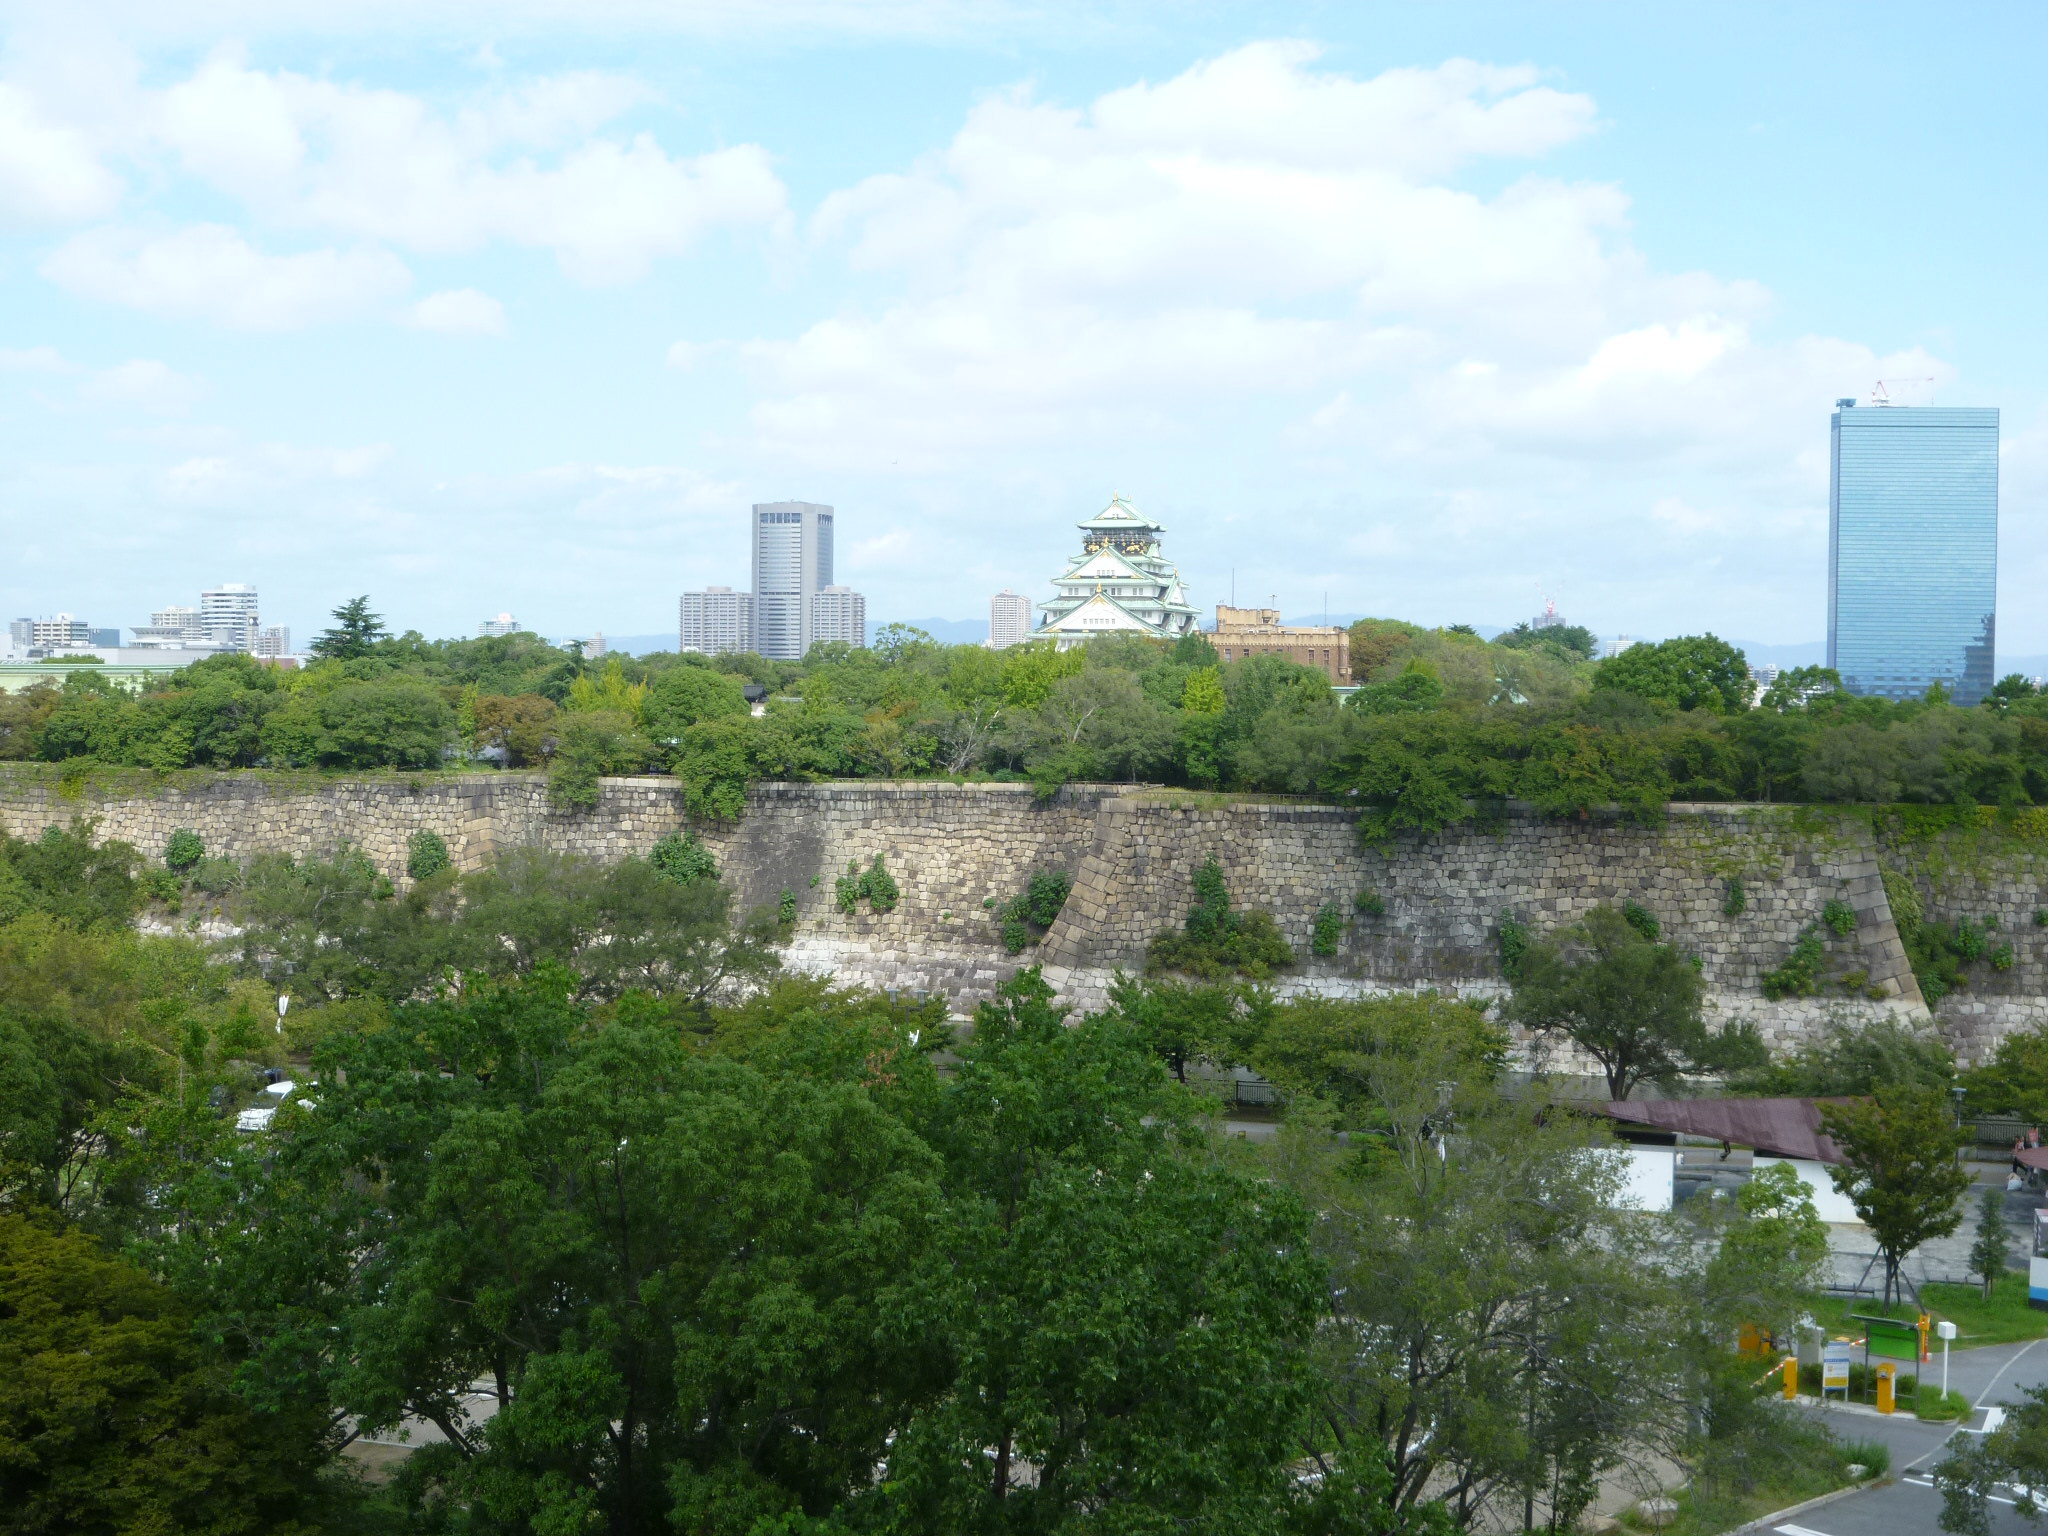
0;8;2040;656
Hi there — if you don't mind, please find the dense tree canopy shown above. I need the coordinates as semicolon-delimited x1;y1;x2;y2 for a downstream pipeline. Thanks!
11;598;2048;829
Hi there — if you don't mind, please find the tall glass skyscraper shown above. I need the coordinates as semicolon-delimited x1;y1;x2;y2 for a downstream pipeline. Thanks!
1828;402;1999;705
751;501;833;660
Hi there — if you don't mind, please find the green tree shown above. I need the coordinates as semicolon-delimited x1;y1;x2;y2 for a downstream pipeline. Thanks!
0;1214;331;1533
1759;665;1842;713
1937;1382;2048;1535
1969;1186;2013;1301
876;970;1328;1531
643;664;749;740
1732;1018;1955;1098
1820;1083;1972;1308
1593;634;1751;714
1269;1065;1677;1532
309;595;388;661
1505;904;1763;1098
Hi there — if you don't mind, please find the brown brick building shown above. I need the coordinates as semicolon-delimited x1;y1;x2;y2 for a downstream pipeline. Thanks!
1210;605;1351;683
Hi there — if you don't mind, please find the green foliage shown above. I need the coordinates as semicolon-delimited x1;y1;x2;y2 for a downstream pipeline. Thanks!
1621;899;1661;940
222;843;775;1007
546;708;655;808
997;869;1071;954
777;887;797;928
1593;633;1751;714
405;828;450;881
1970;1187;2014;1301
1507;904;1765;1097
1760;928;1827;1000
1146;856;1293;980
1823;897;1857;936
163;827;204;873
834;855;900;916
0;1214;334;1532
649;829;717;885
1493;619;1597;664
1311;901;1345;957
1498;909;1530;979
1821;1082;1973;1308
1723;875;1747;916
1732;1018;1955;1098
100;968;1332;1533
308;594;387;660
0;823;143;930
1355;888;1386;917
1993;943;2016;971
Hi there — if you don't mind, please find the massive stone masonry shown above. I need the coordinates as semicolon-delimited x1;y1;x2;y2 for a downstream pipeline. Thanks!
5;766;2046;1061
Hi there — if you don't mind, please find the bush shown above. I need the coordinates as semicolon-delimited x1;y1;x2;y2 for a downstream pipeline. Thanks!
1761;928;1827;1000
1723;876;1747;917
1498;910;1531;979
1823;897;1857;937
777;888;797;928
835;855;901;916
1355;889;1386;917
188;856;241;896
1621;900;1661;941
164;828;204;873
650;831;717;886
406;829;451;881
1311;902;1344;957
1145;857;1293;981
999;870;1072;954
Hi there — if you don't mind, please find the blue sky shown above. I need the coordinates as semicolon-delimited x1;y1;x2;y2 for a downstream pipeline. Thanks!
1;1;2042;652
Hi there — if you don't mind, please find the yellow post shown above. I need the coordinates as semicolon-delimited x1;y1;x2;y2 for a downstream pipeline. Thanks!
1782;1356;1798;1400
1876;1360;1898;1414
1918;1313;1932;1362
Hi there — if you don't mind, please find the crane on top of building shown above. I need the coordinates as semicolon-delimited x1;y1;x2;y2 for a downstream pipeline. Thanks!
1870;377;1935;405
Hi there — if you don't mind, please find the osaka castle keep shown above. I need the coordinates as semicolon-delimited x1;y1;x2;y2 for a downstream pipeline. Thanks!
1035;495;1199;647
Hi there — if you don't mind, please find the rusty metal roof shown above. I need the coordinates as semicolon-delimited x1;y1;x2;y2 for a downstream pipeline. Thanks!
1592;1098;1849;1164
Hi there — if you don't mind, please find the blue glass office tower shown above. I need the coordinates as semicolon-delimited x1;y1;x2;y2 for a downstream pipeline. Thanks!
1828;402;1999;705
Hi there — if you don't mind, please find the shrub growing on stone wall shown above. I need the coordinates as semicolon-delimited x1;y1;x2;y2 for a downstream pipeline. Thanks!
1354;890;1386;917
650;831;717;886
164;828;204;873
835;855;901;916
1723;876;1747;917
1498;911;1531;980
1145;857;1292;981
999;870;1071;955
406;830;450;881
778;888;797;928
1822;898;1857;937
1760;928;1826;1000
1621;900;1660;941
1310;902;1345;957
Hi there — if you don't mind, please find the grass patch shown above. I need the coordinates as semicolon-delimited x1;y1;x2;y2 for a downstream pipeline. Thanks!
1625;1426;1883;1535
1808;1271;2048;1349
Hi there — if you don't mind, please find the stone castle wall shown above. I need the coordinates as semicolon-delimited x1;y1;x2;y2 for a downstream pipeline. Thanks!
5;765;2045;1060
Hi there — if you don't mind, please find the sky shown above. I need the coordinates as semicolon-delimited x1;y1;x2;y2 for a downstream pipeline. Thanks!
0;0;2042;653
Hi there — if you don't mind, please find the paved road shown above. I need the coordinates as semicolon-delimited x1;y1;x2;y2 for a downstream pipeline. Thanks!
1763;1338;2048;1536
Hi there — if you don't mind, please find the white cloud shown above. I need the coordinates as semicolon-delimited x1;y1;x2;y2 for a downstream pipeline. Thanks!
84;358;203;411
749;37;1946;528
0;82;122;224
0;345;72;373
411;287;506;336
42;223;412;329
152;52;789;283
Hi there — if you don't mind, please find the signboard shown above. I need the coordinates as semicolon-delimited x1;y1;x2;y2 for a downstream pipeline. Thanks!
1822;1339;1851;1393
1855;1314;1922;1362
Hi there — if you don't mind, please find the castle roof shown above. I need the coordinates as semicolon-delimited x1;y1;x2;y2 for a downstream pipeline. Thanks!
1075;494;1165;534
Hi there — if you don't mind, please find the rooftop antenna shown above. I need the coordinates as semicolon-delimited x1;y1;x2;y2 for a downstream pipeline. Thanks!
1870;377;1935;406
